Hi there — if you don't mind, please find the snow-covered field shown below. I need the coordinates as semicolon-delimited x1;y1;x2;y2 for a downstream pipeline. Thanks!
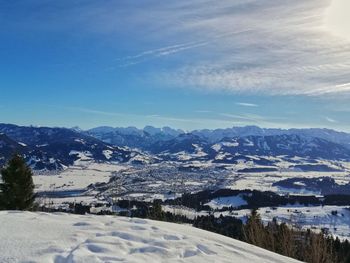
205;195;248;209
34;162;127;192
33;160;350;203
0;211;301;263
227;170;350;194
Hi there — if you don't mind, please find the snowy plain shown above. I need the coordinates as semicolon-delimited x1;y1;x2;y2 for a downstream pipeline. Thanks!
0;211;301;263
33;162;127;192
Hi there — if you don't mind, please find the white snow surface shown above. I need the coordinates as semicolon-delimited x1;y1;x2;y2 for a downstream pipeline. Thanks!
205;195;248;209
0;211;301;263
33;163;127;192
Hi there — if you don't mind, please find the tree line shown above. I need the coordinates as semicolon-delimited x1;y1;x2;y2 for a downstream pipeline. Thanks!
243;210;350;263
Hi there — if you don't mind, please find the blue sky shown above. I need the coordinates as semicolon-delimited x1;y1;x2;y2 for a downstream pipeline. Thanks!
0;0;349;131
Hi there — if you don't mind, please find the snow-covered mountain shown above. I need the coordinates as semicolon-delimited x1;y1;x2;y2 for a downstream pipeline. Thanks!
0;211;301;263
0;133;27;162
193;126;350;148
0;124;154;170
86;125;184;150
210;135;350;160
1;123;350;170
148;134;350;162
87;125;350;150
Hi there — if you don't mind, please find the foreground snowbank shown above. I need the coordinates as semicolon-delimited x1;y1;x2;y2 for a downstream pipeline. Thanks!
0;211;300;263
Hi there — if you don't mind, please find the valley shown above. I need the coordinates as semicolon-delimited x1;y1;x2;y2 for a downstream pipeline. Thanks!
1;123;350;241
32;157;350;240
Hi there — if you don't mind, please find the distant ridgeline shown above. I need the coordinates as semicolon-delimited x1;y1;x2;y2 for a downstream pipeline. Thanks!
1;123;350;171
0;124;154;170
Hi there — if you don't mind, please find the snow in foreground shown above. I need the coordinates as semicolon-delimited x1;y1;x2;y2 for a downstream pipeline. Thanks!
0;211;301;263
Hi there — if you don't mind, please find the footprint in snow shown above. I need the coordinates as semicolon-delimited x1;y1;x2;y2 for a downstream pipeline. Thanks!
183;249;198;258
163;234;180;241
197;244;217;255
86;244;110;253
73;222;90;227
130;218;147;224
130;225;147;231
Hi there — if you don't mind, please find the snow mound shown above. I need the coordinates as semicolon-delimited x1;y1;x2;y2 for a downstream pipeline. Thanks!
0;211;301;263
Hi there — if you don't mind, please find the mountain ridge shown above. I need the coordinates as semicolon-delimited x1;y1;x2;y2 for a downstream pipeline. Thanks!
0;123;154;170
1;123;350;171
86;125;350;150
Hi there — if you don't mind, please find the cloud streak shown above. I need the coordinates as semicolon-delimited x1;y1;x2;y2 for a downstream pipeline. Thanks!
325;117;338;123
236;102;259;107
147;0;350;96
62;106;243;127
117;41;210;67
116;30;251;67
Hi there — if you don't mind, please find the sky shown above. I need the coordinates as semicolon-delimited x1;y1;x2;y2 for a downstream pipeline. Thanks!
0;0;350;131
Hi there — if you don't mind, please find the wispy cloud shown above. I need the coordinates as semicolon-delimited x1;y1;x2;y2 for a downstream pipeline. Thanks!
116;30;250;67
220;113;284;121
304;82;350;96
218;112;295;128
63;107;125;117
117;41;210;67
325;117;338;123
236;102;259;107
6;0;350;97
62;106;242;127
148;0;350;96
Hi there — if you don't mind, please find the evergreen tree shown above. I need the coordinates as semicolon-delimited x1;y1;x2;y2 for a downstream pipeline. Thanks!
244;209;268;248
0;155;35;210
149;199;164;220
281;223;297;257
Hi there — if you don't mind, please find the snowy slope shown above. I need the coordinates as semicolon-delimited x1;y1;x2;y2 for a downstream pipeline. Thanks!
0;212;301;263
0;124;154;170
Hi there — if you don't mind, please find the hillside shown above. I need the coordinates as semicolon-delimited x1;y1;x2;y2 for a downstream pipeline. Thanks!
0;211;301;263
1;123;350;172
0;124;154;170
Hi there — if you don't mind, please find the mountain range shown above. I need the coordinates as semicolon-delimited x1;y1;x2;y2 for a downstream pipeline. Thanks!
0;124;153;170
1;123;350;170
87;125;350;150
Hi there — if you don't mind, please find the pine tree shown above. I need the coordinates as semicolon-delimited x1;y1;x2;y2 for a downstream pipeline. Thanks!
276;222;295;258
0;155;35;210
244;209;267;248
150;199;164;220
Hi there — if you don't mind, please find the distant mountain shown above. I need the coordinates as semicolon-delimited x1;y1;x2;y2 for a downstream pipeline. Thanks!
86;125;350;150
211;135;350;161
86;125;350;163
192;126;350;149
1;123;350;170
0;124;154;170
86;126;184;149
150;133;210;154
0;133;27;163
147;134;350;162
